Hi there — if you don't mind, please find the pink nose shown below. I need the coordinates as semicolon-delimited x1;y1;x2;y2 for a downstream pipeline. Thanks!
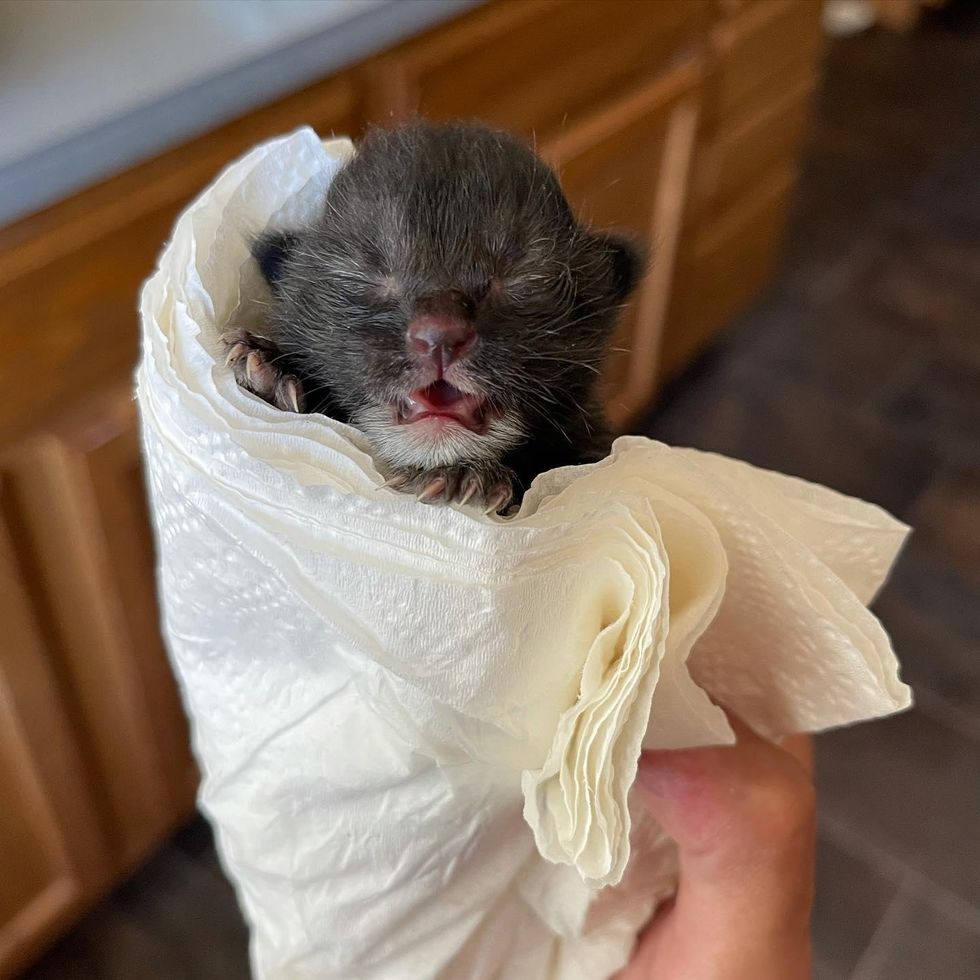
407;314;476;369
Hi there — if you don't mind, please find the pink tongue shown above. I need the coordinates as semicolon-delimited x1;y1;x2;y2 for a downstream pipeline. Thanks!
404;380;487;429
412;380;469;410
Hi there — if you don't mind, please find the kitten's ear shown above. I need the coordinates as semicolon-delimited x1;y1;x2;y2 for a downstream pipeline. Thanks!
593;233;647;302
251;230;302;291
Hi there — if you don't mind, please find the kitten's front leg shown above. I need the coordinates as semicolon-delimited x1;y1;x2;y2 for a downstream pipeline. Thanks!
387;462;516;514
224;328;305;413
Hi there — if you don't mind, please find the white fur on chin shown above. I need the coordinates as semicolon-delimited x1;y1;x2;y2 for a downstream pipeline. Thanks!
354;406;525;471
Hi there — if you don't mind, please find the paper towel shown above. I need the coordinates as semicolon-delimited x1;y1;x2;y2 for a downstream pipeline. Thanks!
136;128;911;980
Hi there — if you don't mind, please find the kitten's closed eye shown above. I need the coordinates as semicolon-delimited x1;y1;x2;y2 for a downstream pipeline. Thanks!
238;120;645;513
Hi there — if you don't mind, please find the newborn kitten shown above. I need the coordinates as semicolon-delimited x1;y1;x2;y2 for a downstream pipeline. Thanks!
225;121;642;512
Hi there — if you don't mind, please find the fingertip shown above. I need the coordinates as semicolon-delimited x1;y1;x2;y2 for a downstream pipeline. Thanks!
781;734;814;775
634;748;729;849
634;749;692;798
634;735;816;858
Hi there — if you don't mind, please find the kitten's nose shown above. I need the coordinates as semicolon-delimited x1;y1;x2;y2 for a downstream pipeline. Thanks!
407;314;476;370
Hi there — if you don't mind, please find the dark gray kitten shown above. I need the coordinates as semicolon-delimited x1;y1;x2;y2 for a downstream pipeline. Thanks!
226;121;642;512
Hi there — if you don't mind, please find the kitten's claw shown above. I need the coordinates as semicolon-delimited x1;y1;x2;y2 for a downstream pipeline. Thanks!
484;485;513;515
245;350;265;385
384;472;411;490
224;341;248;366
458;476;480;506
280;377;303;414
385;464;516;513
224;328;305;414
417;477;448;503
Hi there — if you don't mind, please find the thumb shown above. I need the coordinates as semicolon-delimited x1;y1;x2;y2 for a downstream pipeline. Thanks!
627;725;815;979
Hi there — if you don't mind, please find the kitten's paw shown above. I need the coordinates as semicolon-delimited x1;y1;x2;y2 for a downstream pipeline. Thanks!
388;463;516;514
224;328;305;413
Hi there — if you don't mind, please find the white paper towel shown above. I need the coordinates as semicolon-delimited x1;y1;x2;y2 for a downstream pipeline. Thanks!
136;128;912;980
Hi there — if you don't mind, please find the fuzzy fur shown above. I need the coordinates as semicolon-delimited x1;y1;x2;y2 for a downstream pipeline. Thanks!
248;121;643;505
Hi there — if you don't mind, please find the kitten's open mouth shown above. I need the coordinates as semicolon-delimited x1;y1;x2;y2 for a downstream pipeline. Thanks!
396;380;490;432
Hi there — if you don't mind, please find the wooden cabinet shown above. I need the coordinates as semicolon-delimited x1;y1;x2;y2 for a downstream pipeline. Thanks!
662;0;823;377
5;393;197;861
0;0;824;971
75;395;199;819
0;390;199;976
541;65;701;427
0;477;108;976
370;0;705;140
706;0;821;127
663;164;797;375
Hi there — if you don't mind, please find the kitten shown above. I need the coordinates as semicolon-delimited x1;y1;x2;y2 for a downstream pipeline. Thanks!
225;121;642;512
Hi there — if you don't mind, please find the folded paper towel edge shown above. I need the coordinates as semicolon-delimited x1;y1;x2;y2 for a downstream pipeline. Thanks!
135;128;917;920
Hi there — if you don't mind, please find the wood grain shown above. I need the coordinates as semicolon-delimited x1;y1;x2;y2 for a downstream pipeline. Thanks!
3;434;175;868
706;0;823;129
688;74;816;220
543;63;703;427
53;388;199;815
662;163;797;376
370;0;707;140
0;476;109;977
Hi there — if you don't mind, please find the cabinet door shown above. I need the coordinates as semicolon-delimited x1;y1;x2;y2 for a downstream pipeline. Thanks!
705;0;822;130
80;390;199;815
0;477;109;977
370;0;705;142
541;64;701;428
4;386;196;876
663;164;796;377
656;0;823;381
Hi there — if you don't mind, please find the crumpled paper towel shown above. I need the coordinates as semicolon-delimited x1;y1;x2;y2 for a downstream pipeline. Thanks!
136;128;912;980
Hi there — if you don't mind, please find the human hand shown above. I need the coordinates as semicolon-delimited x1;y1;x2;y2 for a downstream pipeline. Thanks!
617;720;815;980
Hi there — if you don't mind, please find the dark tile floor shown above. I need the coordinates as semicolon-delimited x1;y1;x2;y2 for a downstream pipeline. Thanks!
24;9;980;980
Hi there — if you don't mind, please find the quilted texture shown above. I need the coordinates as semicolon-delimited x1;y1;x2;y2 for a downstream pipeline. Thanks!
136;129;911;980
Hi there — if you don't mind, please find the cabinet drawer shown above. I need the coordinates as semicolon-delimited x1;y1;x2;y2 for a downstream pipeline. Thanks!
541;65;701;427
707;0;823;130
373;0;706;140
691;77;814;219
662;163;796;378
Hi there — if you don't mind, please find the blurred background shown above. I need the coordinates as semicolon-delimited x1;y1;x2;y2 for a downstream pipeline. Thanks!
0;1;977;978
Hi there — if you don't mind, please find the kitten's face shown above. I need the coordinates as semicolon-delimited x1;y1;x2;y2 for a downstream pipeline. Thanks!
256;123;640;472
